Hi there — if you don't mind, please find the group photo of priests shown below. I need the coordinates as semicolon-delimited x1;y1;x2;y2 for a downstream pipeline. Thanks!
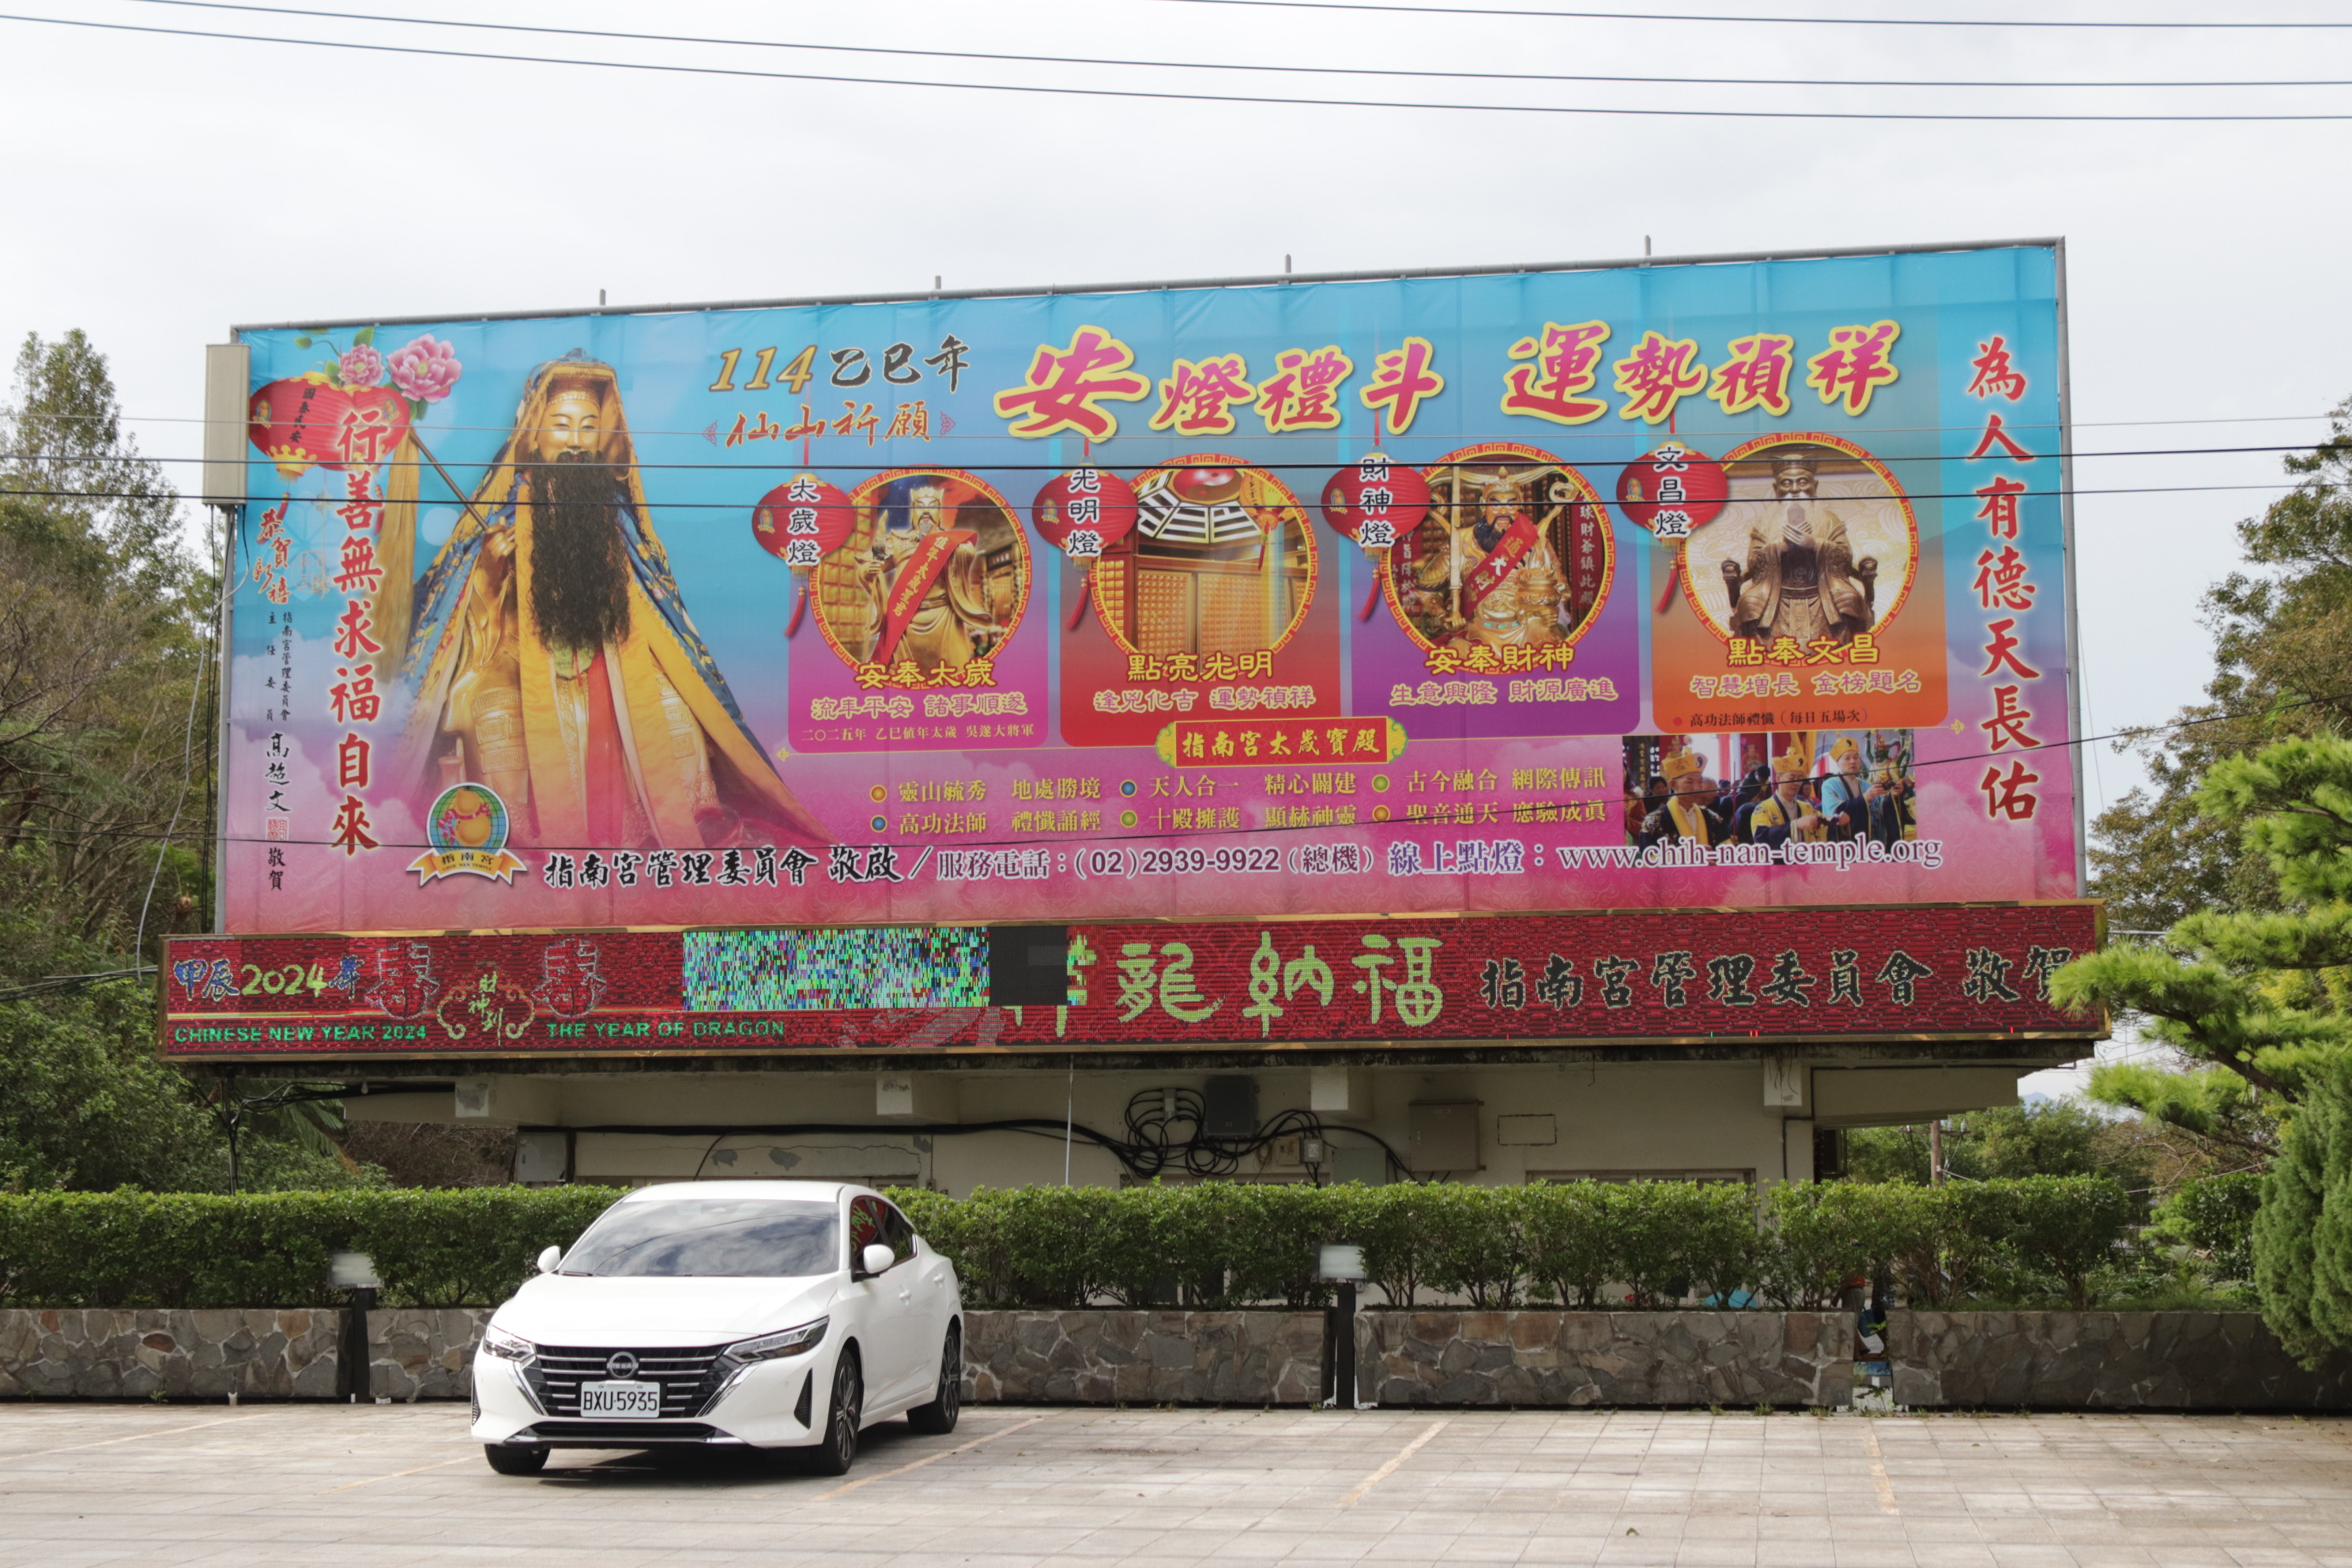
1620;729;1918;851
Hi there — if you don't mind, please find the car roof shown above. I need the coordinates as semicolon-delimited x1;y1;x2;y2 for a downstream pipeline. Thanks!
617;1181;868;1204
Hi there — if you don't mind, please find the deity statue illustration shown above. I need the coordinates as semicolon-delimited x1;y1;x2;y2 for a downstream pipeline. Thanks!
827;475;1021;671
1393;449;1609;653
1719;449;1877;646
390;352;827;850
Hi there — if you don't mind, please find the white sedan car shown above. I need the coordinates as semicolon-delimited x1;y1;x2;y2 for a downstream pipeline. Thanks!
470;1181;962;1476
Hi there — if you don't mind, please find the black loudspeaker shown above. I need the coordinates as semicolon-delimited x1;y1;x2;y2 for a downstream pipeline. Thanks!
987;925;1070;1006
1203;1076;1259;1138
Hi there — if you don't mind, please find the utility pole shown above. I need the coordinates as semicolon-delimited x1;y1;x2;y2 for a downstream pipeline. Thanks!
1928;1119;1944;1185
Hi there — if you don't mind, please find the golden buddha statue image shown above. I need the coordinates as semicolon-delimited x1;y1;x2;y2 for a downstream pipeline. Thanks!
1716;447;1878;646
392;352;827;850
1392;446;1611;654
820;473;1023;672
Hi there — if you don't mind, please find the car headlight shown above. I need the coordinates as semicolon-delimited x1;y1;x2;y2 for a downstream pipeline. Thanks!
481;1325;535;1363
723;1317;828;1362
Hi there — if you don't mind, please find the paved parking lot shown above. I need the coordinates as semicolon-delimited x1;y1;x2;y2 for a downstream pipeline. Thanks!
3;1402;2349;1568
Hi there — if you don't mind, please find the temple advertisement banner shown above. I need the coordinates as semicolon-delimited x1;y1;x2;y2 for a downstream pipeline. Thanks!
224;244;2075;932
160;903;2099;1059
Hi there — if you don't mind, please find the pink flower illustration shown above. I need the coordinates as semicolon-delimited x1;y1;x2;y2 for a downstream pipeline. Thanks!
337;344;384;387
388;335;462;403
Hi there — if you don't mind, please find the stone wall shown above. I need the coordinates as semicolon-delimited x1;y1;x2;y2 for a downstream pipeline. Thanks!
14;1307;2352;1412
1355;1311;1853;1409
962;1311;1324;1405
369;1308;488;1402
0;1310;339;1399
1891;1311;2352;1411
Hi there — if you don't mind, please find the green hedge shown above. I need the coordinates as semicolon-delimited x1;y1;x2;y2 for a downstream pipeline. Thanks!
0;1177;2143;1311
896;1176;2140;1311
0;1188;624;1308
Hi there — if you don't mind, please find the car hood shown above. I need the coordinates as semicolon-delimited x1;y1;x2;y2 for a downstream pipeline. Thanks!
491;1273;840;1348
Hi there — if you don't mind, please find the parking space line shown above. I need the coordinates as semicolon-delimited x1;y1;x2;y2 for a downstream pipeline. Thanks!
315;1454;477;1494
21;1416;252;1457
1337;1418;1449;1506
1859;1421;1901;1515
813;1413;1051;1500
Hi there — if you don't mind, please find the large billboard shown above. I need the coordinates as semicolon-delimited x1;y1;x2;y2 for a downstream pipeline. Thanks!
222;243;2076;932
162;903;2099;1059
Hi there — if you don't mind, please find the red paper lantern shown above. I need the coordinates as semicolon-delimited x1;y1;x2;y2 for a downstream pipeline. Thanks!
1614;442;1728;541
1030;467;1138;560
752;475;856;569
246;378;412;481
1317;454;1430;550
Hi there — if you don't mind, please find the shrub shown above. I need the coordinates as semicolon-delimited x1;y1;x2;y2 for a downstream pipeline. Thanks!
1605;1181;1755;1308
2001;1175;2136;1308
1758;1182;1901;1309
1220;1182;1339;1307
2157;1171;2263;1281
1522;1181;1617;1308
0;1178;2157;1314
0;1187;623;1308
1350;1182;1445;1309
2255;1056;2352;1367
1883;1182;2012;1309
1420;1184;1528;1308
992;1185;1120;1307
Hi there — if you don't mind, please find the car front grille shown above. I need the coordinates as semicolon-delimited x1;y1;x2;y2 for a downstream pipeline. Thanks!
526;1420;722;1444
526;1345;729;1419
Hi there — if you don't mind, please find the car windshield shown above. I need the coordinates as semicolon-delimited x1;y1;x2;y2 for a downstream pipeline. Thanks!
560;1199;839;1278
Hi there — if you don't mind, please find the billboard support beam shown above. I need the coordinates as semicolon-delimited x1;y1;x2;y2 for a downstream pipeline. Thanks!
229;237;2067;335
2052;240;2091;899
202;342;248;937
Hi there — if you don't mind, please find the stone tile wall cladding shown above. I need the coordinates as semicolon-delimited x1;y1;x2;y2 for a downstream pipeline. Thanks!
1356;1312;1854;1409
0;1310;341;1399
369;1308;490;1402
964;1311;1324;1405
9;1309;2352;1410
1891;1311;2352;1411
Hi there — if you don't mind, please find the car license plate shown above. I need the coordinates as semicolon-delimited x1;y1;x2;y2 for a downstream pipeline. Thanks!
579;1381;662;1418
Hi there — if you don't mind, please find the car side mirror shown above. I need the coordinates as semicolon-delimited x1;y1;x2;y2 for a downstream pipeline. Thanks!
536;1245;563;1274
859;1242;894;1278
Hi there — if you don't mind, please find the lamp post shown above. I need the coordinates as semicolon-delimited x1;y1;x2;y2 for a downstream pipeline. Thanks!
330;1250;381;1404
1319;1243;1368;1411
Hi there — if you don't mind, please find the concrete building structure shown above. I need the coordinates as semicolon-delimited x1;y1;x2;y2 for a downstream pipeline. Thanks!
318;1049;2062;1193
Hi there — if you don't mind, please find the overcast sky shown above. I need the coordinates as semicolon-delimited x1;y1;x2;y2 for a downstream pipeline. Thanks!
4;0;2348;824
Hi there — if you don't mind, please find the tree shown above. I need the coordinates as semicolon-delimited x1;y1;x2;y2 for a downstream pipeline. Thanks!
0;330;217;961
1841;1100;2150;1195
0;331;366;1193
2252;1056;2352;1366
2055;737;2352;1106
2089;395;2352;933
2084;1057;2278;1174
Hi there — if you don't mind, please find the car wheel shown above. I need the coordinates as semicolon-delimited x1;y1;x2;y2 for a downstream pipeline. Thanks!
803;1351;862;1477
906;1326;961;1435
484;1443;548;1476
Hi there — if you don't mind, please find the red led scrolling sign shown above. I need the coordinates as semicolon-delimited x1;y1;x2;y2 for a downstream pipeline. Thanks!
159;903;2101;1059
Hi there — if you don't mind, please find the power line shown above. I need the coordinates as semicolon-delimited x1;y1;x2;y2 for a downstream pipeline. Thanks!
1145;0;2352;28
12;9;2352;121
1;480;2326;514
114;0;2352;91
76;409;2350;446
6;439;2335;467
11;693;2335;862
